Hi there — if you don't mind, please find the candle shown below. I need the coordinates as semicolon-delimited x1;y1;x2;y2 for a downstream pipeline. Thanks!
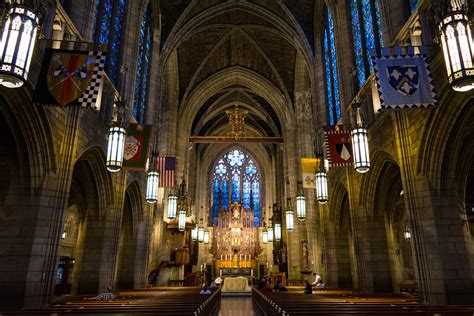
221;254;223;260
240;254;242;260
220;270;222;276
200;264;203;272
251;269;253;276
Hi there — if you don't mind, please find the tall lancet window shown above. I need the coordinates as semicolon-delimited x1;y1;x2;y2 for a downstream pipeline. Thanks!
350;0;383;89
93;0;127;85
323;6;342;125
133;5;153;125
211;149;262;227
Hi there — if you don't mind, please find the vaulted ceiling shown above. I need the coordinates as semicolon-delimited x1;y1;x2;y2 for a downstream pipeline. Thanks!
155;0;320;141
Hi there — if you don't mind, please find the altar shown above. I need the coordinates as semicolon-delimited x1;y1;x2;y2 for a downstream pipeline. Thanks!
221;276;252;293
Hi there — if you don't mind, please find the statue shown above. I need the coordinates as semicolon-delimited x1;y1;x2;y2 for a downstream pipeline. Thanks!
232;202;240;220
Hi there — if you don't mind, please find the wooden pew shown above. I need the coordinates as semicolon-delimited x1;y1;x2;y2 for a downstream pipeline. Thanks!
0;287;221;315
253;288;474;316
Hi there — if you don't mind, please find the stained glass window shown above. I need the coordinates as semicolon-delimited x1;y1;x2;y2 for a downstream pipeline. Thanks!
350;0;383;89
93;0;127;85
409;0;419;13
323;6;341;126
133;5;153;126
211;149;262;227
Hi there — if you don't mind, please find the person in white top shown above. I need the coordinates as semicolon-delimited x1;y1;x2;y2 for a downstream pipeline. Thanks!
311;273;325;289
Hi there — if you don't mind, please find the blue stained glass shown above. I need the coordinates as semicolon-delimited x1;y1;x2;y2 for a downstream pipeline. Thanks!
351;0;366;88
328;9;341;123
109;0;126;84
245;162;257;175
362;0;375;74
375;0;383;47
252;182;260;227
409;0;418;13
222;181;229;209
212;180;219;225
324;28;334;126
243;180;251;209
231;172;240;203
323;7;341;126
134;6;152;125
351;0;383;89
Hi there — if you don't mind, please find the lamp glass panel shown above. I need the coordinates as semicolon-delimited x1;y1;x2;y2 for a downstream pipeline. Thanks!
178;210;186;232
146;171;159;203
167;195;177;219
274;224;281;241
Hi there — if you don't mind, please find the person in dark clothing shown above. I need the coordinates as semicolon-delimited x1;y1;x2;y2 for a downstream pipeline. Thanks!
257;277;266;289
304;279;313;294
273;280;288;292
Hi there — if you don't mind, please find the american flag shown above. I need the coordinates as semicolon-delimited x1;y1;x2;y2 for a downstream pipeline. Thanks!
158;157;176;187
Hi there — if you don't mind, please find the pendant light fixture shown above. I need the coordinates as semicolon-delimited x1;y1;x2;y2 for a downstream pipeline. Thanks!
285;198;294;231
145;151;159;203
274;223;282;242
438;0;474;92
296;181;306;221
316;156;329;204
106;99;127;172
351;100;370;173
0;2;40;88
178;210;186;232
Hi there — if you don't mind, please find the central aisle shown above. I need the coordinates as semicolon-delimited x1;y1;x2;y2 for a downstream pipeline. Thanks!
219;296;262;316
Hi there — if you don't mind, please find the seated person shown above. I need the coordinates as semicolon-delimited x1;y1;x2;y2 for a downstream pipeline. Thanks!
257;277;266;289
200;287;212;294
214;276;223;286
273;280;288;292
311;273;325;289
261;282;273;293
304;279;313;294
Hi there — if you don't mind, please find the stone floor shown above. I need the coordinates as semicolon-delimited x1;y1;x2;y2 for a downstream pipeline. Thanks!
219;296;262;316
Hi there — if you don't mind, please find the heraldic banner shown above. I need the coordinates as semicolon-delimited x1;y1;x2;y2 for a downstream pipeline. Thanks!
371;46;437;110
33;41;107;110
122;124;152;171
323;125;353;167
301;158;320;189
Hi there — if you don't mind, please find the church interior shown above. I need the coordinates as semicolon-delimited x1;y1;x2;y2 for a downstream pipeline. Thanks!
0;0;473;314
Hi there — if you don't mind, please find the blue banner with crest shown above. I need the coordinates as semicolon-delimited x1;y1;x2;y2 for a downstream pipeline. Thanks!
371;46;437;110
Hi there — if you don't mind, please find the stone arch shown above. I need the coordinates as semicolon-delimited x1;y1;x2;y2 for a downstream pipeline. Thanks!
326;182;355;288
69;147;114;294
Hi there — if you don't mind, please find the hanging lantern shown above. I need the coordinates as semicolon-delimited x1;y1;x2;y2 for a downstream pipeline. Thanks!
191;226;198;241
286;210;294;232
262;229;268;244
296;195;306;221
0;4;39;88
167;194;177;219
285;198;294;231
439;1;474;92
274;223;282;241
178;210;186;232
351;101;370;173
316;171;329;204
404;225;411;240
146;152;159;203
106;126;126;172
203;229;209;244
267;226;274;242
198;226;204;242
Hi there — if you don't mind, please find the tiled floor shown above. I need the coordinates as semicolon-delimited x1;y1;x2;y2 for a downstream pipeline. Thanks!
219;296;262;316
